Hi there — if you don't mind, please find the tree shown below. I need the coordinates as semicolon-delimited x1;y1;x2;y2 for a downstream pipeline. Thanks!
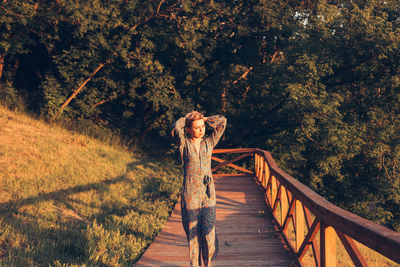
1;0;400;230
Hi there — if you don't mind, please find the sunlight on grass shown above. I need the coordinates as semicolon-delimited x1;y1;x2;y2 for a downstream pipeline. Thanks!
0;105;182;266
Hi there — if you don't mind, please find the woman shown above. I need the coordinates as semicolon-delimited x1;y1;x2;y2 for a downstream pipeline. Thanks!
172;111;227;267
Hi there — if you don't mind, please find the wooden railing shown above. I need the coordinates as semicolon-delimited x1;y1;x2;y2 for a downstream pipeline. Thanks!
212;148;400;267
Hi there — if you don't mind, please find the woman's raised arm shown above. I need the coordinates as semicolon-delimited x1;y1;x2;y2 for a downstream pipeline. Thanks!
171;116;186;146
205;115;227;148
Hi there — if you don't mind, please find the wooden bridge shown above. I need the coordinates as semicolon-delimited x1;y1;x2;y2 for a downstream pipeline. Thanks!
137;148;400;266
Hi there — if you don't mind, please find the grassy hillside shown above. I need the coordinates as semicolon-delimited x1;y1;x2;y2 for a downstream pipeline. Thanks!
0;105;182;266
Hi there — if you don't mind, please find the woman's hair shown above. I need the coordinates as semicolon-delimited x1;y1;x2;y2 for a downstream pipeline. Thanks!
185;111;204;128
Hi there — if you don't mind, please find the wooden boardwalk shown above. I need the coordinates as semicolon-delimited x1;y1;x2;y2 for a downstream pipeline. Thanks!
136;174;293;266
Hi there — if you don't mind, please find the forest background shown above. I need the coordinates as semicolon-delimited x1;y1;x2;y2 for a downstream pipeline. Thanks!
1;0;400;232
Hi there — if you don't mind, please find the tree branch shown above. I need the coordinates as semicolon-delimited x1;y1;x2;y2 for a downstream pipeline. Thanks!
1;6;31;18
92;98;112;109
157;0;165;14
0;53;4;81
232;67;253;85
51;63;105;121
270;50;279;63
51;0;179;121
222;66;253;112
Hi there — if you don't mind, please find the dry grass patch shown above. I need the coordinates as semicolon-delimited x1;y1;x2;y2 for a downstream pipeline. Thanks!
0;105;181;266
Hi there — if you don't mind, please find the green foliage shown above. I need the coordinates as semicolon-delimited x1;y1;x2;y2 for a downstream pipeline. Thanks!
0;82;25;110
1;0;400;231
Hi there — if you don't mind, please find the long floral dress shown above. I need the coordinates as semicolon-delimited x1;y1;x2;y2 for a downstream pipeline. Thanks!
172;115;227;267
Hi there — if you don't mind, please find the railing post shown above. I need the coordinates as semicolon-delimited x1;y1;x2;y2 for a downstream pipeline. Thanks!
255;152;259;177
281;187;288;231
271;175;277;213
295;200;305;252
258;153;262;181
321;223;336;267
264;159;270;188
259;156;264;183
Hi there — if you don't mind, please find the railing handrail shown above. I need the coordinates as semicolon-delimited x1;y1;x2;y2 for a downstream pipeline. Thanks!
212;148;258;154
212;148;400;265
258;149;400;264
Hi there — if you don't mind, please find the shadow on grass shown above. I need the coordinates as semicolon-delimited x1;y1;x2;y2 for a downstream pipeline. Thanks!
0;175;130;215
0;159;180;266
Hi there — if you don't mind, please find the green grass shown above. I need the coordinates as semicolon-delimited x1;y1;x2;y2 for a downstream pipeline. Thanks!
0;105;182;266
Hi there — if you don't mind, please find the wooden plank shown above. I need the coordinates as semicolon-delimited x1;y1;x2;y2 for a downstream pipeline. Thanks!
272;183;282;215
297;219;320;262
255;153;259;177
212;173;249;177
138;259;291;267
212;148;257;154
258;153;263;181
214;182;262;187
282;198;295;233
303;205;321;266
281;186;289;231
295;200;305;252
321;224;336;267
271;175;278;211
263;160;270;188
336;230;368;267
212;156;253;174
136;174;292;266
211;152;252;172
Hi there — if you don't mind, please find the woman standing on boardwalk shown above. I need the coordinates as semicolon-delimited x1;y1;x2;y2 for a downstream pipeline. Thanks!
172;111;227;267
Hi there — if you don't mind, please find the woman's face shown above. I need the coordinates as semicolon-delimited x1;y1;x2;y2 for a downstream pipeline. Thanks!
187;119;205;139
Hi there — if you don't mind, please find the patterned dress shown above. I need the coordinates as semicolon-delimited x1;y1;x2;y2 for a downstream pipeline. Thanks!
172;115;227;267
